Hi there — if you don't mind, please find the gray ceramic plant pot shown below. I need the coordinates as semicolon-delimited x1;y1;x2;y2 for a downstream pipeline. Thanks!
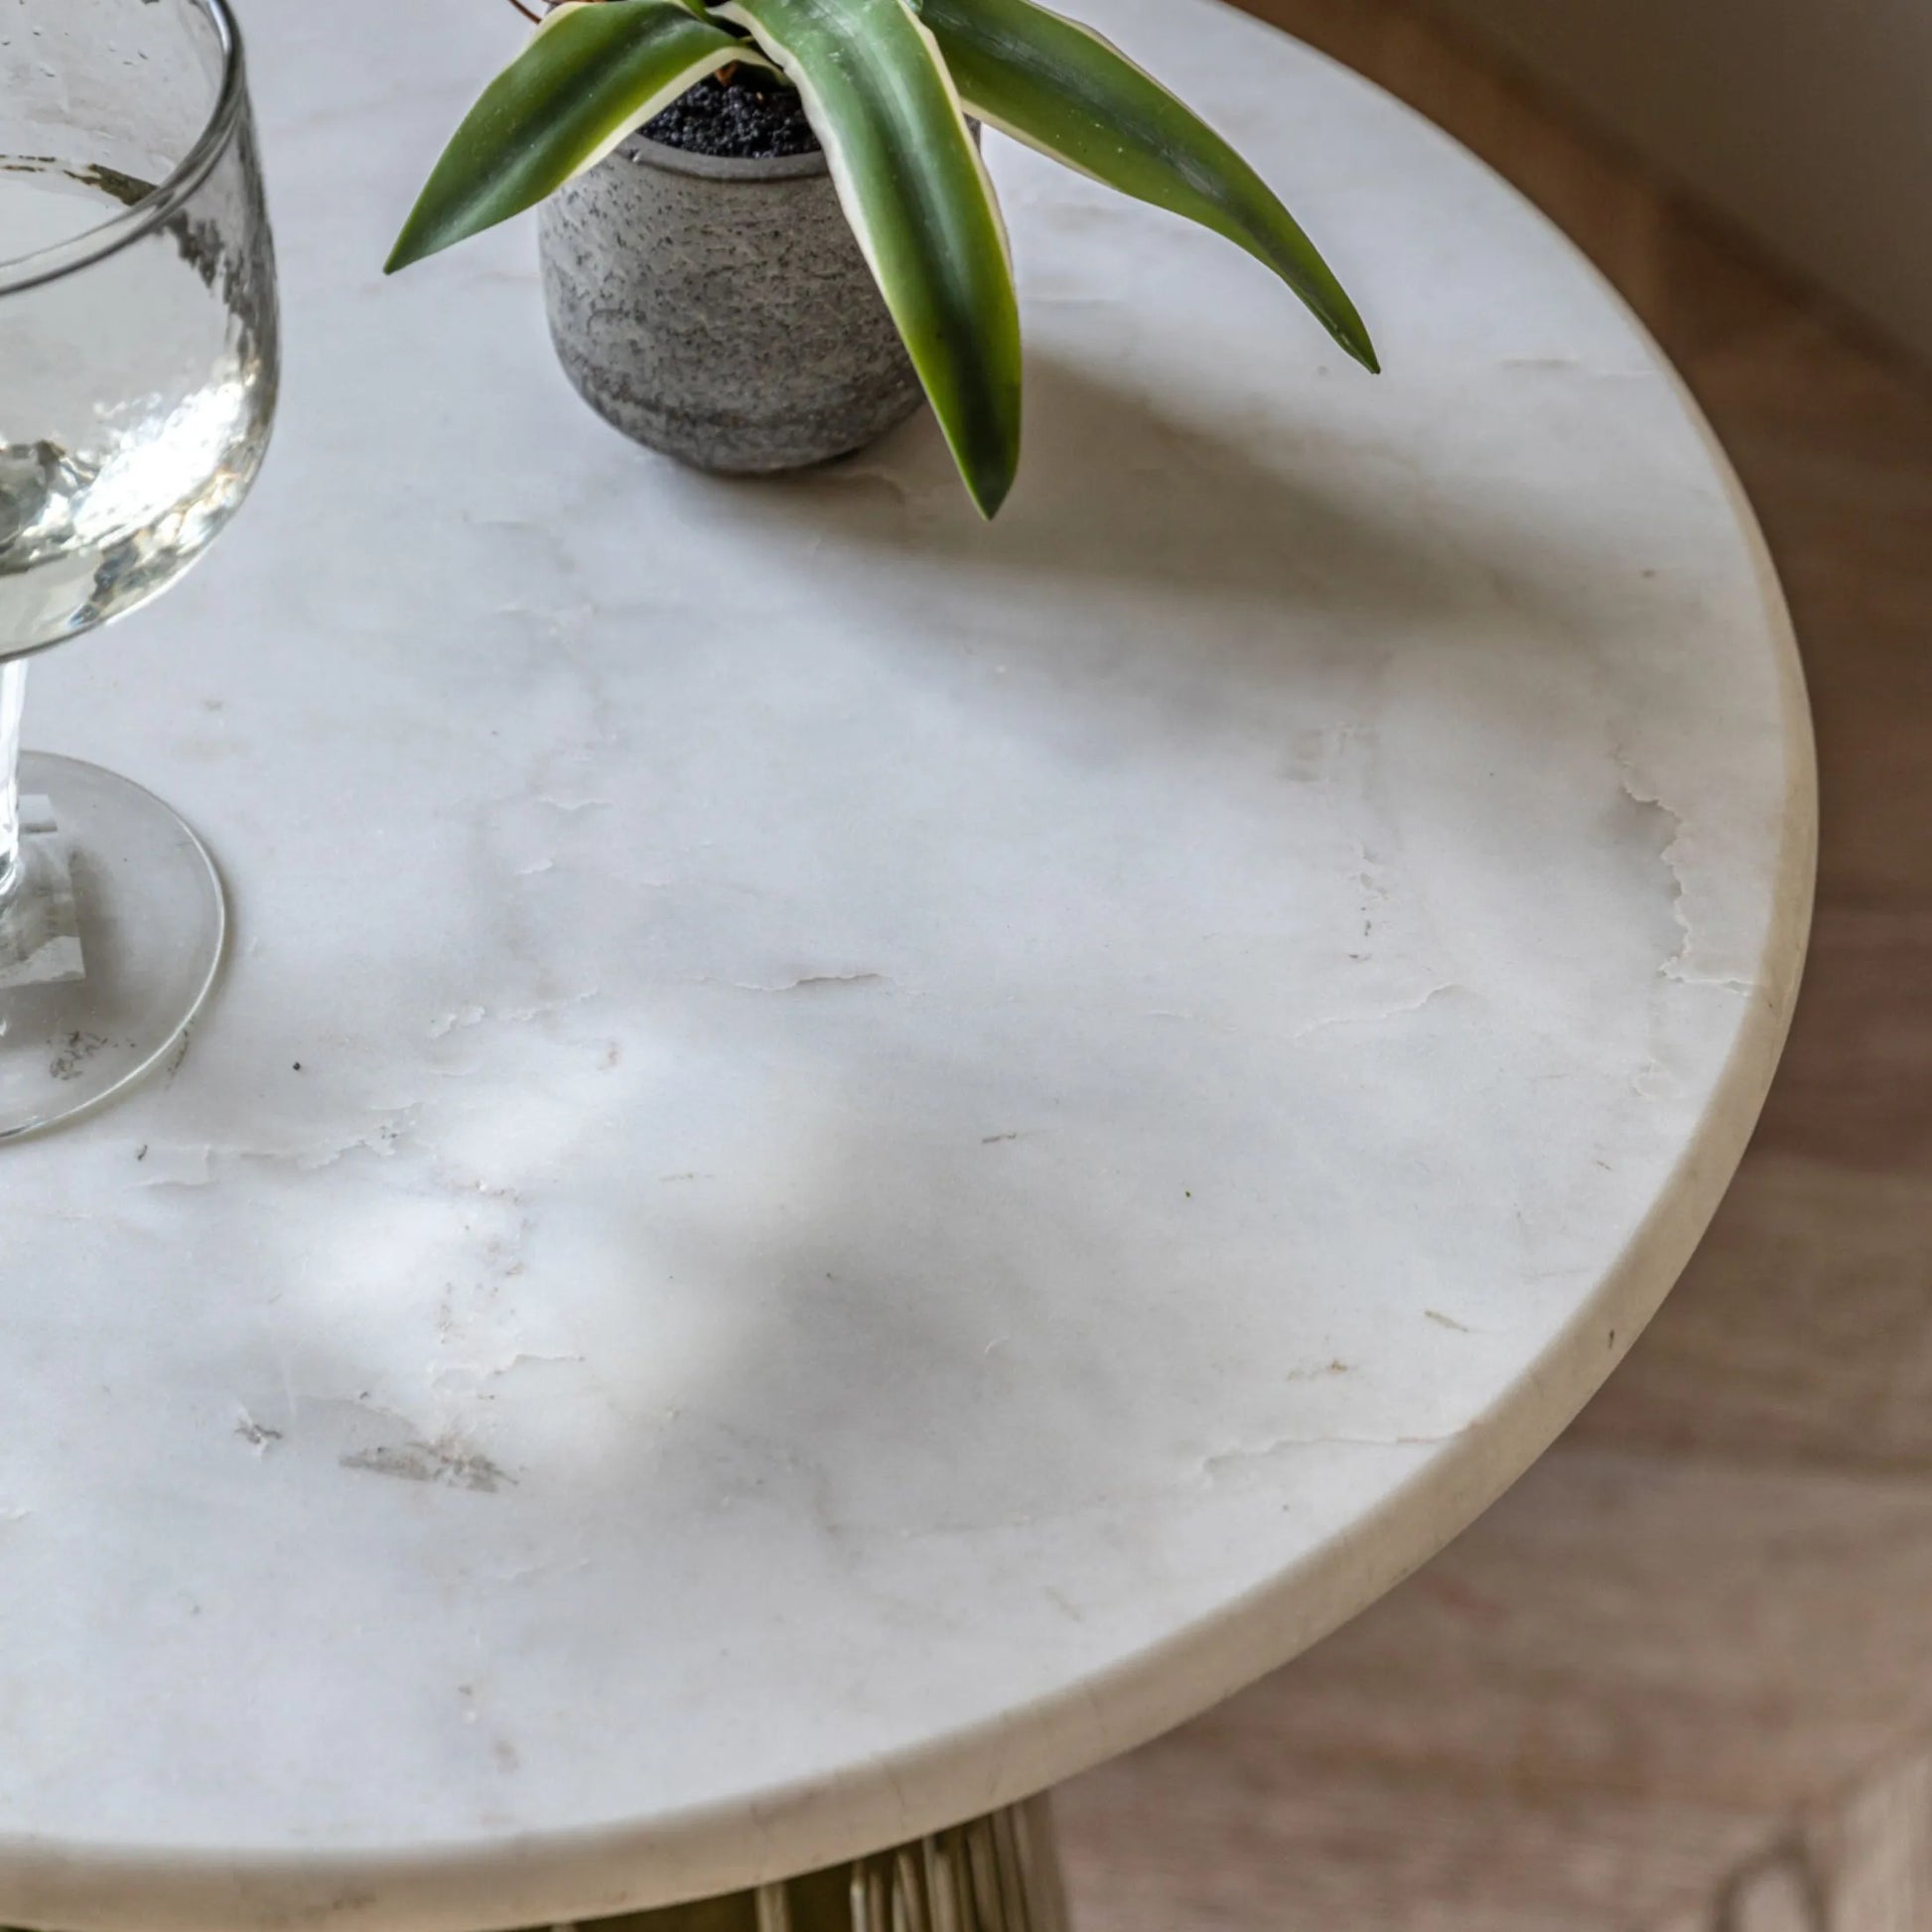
538;133;925;474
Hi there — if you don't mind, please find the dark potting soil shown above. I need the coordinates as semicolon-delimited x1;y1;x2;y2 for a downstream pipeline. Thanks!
642;74;822;160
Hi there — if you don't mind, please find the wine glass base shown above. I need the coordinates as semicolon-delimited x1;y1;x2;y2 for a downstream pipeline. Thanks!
0;752;225;1143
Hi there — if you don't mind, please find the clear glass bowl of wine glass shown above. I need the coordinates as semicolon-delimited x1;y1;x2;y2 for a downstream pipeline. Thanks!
0;0;277;1140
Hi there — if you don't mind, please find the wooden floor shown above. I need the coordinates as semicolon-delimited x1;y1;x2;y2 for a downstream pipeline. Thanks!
1056;5;1932;1930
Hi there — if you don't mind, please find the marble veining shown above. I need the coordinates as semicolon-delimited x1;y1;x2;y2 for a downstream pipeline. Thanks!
0;0;1812;1927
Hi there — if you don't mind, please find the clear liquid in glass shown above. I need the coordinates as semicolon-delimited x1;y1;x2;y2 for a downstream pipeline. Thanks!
0;157;274;656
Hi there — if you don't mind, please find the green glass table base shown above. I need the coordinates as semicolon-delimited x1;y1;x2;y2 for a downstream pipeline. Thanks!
578;1801;1067;1932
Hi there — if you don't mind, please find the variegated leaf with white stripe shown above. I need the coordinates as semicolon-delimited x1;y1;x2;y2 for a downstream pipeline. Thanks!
387;0;752;273
915;0;1378;370
723;0;1024;517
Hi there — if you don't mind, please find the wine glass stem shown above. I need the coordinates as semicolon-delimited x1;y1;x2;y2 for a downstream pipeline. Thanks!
0;660;26;909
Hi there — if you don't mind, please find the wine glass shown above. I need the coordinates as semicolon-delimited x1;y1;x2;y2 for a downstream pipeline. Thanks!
0;0;277;1139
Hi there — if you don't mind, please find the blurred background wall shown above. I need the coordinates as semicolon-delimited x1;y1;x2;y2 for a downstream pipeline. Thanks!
1430;0;1932;362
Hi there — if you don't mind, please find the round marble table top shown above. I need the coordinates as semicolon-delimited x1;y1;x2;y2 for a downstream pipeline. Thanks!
0;0;1814;1926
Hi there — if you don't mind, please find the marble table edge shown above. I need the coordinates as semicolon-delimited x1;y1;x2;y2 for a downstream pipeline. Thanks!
0;511;1819;1932
0;16;1820;1926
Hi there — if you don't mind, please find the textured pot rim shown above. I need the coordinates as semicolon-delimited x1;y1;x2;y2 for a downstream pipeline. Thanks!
617;130;828;184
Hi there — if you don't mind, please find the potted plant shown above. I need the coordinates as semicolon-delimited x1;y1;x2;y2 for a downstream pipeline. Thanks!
388;0;1378;516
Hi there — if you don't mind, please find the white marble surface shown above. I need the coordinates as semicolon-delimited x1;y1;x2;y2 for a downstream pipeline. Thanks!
0;0;1814;1926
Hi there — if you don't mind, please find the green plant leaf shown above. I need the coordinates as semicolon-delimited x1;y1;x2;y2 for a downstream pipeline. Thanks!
386;0;749;273
721;0;1023;517
914;0;1378;372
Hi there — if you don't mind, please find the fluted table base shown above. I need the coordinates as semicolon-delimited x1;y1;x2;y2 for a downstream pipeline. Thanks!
580;1803;1066;1932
